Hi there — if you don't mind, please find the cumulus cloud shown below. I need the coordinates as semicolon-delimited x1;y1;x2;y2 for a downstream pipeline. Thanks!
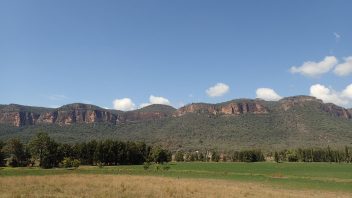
206;83;230;97
334;57;352;76
342;84;352;99
256;88;282;101
149;95;170;105
290;56;338;77
139;95;171;108
309;84;352;107
113;98;136;111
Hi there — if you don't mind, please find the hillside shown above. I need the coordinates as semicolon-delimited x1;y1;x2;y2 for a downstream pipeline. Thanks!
0;96;351;151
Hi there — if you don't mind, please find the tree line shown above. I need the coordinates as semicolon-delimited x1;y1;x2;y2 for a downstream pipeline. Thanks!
174;150;265;162
0;133;172;168
1;133;351;168
272;147;351;163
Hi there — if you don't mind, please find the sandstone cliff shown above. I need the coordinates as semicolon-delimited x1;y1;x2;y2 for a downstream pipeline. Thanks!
278;96;351;119
174;100;268;117
36;104;119;125
0;103;175;127
0;96;351;127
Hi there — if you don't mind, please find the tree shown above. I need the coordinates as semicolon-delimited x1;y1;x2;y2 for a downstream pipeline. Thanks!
211;151;220;162
2;138;29;167
149;146;171;164
0;141;5;166
175;151;184;162
29;133;59;168
274;151;280;163
61;157;80;169
345;146;350;163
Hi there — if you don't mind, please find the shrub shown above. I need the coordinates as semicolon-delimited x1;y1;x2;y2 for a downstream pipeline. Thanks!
61;157;80;169
143;162;151;170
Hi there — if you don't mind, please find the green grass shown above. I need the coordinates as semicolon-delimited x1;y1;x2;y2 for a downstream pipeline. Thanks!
1;162;352;192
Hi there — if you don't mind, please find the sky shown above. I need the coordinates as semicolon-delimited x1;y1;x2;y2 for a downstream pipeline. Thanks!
1;0;352;110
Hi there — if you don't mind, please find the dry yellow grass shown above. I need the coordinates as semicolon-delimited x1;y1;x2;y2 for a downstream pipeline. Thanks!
0;174;350;198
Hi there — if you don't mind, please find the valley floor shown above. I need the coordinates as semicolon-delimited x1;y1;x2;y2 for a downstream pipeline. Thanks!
0;174;351;198
0;162;351;198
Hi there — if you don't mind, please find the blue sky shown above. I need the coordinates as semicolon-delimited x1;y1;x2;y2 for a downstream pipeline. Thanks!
1;0;352;110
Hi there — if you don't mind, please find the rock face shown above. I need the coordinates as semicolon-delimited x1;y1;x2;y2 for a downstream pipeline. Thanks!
0;103;175;127
279;96;323;111
0;104;44;127
174;100;268;117
37;104;118;125
322;103;352;119
279;96;351;119
0;96;351;127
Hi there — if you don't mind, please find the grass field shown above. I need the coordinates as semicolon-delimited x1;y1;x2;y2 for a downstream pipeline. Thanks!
1;162;351;197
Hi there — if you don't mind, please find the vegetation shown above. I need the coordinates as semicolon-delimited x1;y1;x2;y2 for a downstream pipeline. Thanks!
272;147;352;163
1;100;352;151
3;174;350;198
0;133;171;169
0;163;351;193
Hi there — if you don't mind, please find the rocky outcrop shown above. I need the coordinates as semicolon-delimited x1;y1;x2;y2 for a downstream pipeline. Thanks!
174;100;268;117
0;97;350;127
0;103;174;127
279;96;323;111
37;104;119;125
0;104;44;127
322;103;351;119
279;96;351;120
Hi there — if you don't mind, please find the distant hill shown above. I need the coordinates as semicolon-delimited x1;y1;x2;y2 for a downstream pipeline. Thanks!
0;96;351;151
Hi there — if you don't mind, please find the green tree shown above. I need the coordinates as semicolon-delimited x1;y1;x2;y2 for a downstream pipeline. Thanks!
274;151;280;163
29;133;59;168
2;138;29;167
175;151;184;162
149;146;171;164
0;141;5;166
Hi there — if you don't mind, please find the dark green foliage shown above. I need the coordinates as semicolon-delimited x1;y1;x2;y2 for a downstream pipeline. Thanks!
211;151;220;162
2;138;30;167
143;162;151;170
175;151;184;162
275;147;352;163
0;141;6;166
29;133;60;168
149;146;171;164
231;150;265;162
61;157;80;169
274;151;280;163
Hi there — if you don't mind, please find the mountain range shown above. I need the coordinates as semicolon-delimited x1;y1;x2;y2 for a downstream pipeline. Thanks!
0;95;351;151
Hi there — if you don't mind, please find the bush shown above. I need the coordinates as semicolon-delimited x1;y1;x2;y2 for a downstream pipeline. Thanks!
143;162;151;170
97;161;104;168
61;157;80;169
175;151;184;162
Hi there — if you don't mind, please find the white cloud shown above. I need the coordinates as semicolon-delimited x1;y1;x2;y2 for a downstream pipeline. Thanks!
206;83;230;97
256;88;282;101
149;95;170;105
290;56;338;77
139;95;171;108
309;84;352;107
342;84;352;99
112;98;136;111
334;57;352;76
